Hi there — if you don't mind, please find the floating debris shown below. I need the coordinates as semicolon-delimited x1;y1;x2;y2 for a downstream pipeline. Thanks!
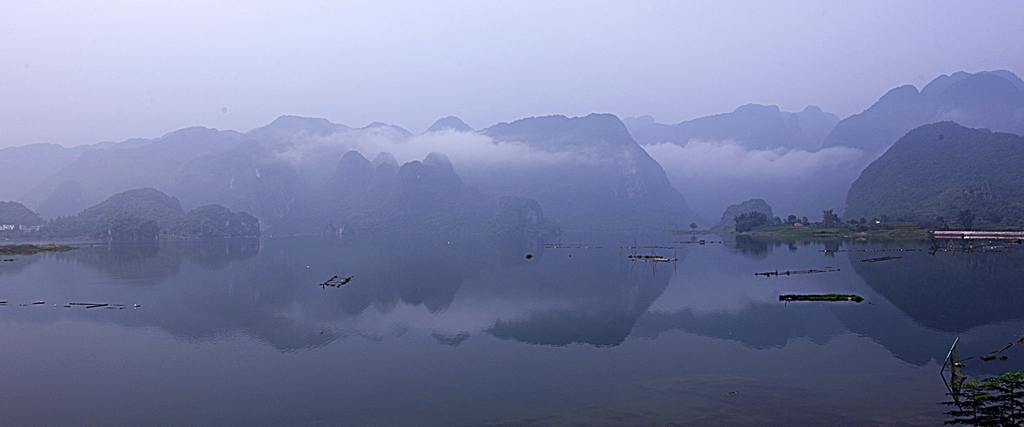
857;256;902;263
755;268;840;277
2;258;14;262
779;294;864;303
524;253;533;259
723;390;739;396
320;275;353;288
31;301;45;305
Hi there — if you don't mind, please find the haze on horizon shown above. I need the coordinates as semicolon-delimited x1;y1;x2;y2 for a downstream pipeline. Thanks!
2;0;1023;149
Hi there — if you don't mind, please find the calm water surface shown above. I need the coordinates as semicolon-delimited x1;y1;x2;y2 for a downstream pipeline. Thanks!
0;234;1021;426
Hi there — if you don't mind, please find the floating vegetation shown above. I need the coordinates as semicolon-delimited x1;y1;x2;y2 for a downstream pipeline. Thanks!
0;244;76;255
755;268;840;277
627;254;676;262
2;258;14;262
619;240;671;251
544;242;600;249
929;237;1021;255
66;302;136;310
779;294;864;303
980;354;1009;361
0;301;138;309
674;239;724;245
821;248;920;253
320;275;353;289
625;240;678;272
857;256;902;263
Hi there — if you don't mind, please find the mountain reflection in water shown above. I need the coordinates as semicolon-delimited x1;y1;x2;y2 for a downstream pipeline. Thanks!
0;234;1020;425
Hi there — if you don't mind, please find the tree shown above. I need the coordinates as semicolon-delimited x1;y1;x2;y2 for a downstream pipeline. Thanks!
821;208;841;227
734;211;768;233
689;222;698;231
786;215;798;225
957;210;976;231
944;370;1024;426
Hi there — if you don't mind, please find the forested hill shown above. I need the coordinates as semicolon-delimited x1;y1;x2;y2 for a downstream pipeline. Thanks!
40;188;260;241
845;122;1024;225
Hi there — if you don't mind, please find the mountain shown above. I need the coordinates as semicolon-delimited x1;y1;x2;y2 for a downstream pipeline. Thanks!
479;114;700;230
822;70;1024;158
21;126;245;210
0;143;93;202
36;180;88;219
845;122;1024;224
631;104;839;151
426;116;473;133
245;115;350;146
0;201;42;226
621;115;655;135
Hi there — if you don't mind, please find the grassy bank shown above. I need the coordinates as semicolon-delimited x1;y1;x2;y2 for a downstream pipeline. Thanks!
741;222;931;241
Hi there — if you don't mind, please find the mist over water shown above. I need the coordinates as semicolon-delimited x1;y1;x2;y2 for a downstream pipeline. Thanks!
643;140;865;219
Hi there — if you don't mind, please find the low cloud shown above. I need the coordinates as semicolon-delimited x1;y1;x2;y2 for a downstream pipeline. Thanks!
642;140;863;181
274;128;575;170
642;140;866;220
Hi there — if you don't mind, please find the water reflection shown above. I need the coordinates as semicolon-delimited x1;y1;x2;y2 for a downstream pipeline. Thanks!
634;304;846;349
60;239;259;286
5;234;1024;426
851;247;1024;332
0;253;38;278
2;235;1022;363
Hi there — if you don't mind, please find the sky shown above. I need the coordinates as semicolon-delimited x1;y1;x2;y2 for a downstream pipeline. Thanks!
2;0;1023;149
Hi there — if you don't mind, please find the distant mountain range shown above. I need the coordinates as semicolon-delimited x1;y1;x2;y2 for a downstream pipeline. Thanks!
629;69;1024;219
629;104;839;151
2;69;1022;230
0;113;698;235
823;70;1024;159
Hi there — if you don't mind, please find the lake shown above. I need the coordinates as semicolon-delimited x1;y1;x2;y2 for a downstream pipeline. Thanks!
1;233;1021;426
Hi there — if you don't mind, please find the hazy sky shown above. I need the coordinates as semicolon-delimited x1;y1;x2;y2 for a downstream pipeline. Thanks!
2;1;1023;148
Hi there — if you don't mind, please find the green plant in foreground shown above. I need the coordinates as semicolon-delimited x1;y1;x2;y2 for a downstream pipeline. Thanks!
944;370;1024;426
